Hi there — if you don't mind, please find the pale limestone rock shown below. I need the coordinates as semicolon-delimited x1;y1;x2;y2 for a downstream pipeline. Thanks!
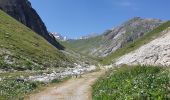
116;28;170;66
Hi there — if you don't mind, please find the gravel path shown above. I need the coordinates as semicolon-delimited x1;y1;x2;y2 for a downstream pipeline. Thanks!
26;71;104;100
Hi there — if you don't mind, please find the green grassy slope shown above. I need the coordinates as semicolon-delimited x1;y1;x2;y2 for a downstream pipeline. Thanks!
93;66;170;100
0;10;72;70
101;21;170;65
61;36;102;54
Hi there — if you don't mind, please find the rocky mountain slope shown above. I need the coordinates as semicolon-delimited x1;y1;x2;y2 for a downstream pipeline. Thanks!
101;21;170;65
0;10;72;71
62;17;162;57
0;0;64;50
116;27;170;66
50;32;67;41
98;17;162;57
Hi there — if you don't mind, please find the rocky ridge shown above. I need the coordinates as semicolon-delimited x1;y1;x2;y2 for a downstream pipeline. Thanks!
93;17;163;57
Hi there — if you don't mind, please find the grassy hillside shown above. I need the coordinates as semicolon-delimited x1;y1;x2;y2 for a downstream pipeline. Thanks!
93;66;170;100
61;36;102;54
101;21;170;65
0;10;73;71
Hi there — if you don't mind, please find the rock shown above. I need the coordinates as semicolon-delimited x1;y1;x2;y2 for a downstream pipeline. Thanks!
5;36;9;38
28;64;97;83
50;32;68;41
116;28;170;66
0;0;64;50
16;76;25;82
4;55;15;64
5;33;10;35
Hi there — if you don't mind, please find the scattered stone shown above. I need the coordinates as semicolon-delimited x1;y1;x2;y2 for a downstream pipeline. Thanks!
28;64;96;83
5;36;9;38
4;55;14;64
116;29;170;66
5;33;10;35
16;75;26;82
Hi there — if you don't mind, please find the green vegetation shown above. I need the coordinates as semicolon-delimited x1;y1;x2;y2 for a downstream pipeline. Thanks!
0;71;44;100
101;21;170;65
0;71;71;100
93;66;170;100
0;10;73;70
60;36;102;54
0;79;44;100
0;10;75;99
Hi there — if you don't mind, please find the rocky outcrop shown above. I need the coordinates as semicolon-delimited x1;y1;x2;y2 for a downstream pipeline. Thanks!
116;28;170;66
94;17;163;57
0;0;64;49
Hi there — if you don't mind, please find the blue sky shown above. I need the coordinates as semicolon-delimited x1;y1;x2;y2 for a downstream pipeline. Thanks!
29;0;170;39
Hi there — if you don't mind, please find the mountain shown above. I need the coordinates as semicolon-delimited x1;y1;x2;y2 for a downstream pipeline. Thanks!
100;17;162;56
50;32;67;41
93;21;170;100
116;23;170;66
0;0;64;50
0;10;72;71
102;21;170;65
79;33;99;39
62;17;163;57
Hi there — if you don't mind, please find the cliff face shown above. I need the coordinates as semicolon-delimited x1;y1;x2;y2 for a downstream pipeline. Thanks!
0;0;64;50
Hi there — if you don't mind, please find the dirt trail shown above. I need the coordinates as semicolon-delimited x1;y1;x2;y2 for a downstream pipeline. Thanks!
26;70;104;100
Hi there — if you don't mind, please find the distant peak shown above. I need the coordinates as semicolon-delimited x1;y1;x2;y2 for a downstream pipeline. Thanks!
132;17;142;20
129;17;143;22
130;17;162;22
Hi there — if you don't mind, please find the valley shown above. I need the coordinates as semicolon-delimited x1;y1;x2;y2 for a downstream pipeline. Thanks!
0;0;169;100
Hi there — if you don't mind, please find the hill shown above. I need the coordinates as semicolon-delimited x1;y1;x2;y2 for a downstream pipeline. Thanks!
61;36;102;55
0;0;64;49
0;10;72;71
